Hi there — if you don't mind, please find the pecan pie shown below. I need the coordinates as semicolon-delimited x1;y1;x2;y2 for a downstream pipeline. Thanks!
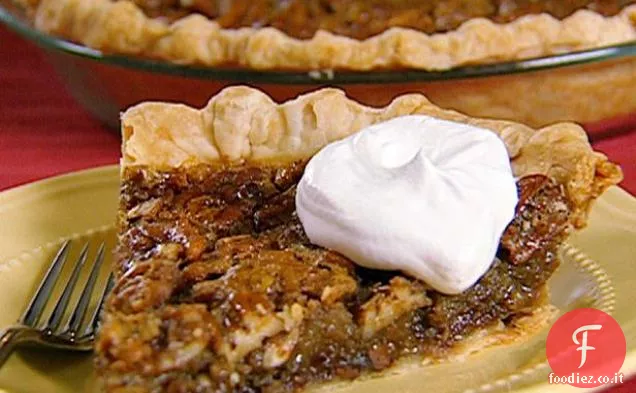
15;0;636;70
95;86;622;392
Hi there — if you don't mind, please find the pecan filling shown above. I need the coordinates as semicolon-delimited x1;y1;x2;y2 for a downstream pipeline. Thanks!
97;162;570;392
131;0;634;39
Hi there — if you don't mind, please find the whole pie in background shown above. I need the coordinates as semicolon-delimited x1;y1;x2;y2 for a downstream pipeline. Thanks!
9;0;635;130
14;0;636;70
95;87;622;392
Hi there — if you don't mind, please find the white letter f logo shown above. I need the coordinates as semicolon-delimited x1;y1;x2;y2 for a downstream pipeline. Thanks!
572;324;603;369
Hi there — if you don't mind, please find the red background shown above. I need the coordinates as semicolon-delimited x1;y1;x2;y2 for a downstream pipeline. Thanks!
0;25;634;392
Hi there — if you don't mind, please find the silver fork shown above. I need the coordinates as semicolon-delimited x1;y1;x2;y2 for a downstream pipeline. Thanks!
0;241;114;368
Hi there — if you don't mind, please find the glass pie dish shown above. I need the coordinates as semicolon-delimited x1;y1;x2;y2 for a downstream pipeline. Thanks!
1;0;635;134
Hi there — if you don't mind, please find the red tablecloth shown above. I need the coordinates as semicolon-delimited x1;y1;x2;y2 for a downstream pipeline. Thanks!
0;25;635;392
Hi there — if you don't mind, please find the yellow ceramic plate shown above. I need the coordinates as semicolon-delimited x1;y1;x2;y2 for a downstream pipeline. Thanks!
0;166;635;393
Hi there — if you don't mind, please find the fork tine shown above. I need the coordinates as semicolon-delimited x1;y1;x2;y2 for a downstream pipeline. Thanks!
63;243;106;336
20;241;71;326
44;244;89;332
84;272;114;338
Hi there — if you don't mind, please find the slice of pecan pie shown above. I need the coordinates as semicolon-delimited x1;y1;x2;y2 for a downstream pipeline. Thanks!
96;87;622;393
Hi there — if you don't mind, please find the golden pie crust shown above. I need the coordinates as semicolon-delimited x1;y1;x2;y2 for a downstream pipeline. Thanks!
20;0;636;70
121;86;622;228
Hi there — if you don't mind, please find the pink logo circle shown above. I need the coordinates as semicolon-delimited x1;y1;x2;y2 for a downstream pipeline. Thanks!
546;308;626;388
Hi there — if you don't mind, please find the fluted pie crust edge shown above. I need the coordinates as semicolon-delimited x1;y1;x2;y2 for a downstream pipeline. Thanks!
18;0;636;71
120;86;623;229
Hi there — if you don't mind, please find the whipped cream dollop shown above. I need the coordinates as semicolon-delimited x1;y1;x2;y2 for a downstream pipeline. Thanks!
295;115;518;295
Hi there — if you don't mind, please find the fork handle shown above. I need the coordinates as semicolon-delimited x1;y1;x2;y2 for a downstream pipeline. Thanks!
0;326;34;369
